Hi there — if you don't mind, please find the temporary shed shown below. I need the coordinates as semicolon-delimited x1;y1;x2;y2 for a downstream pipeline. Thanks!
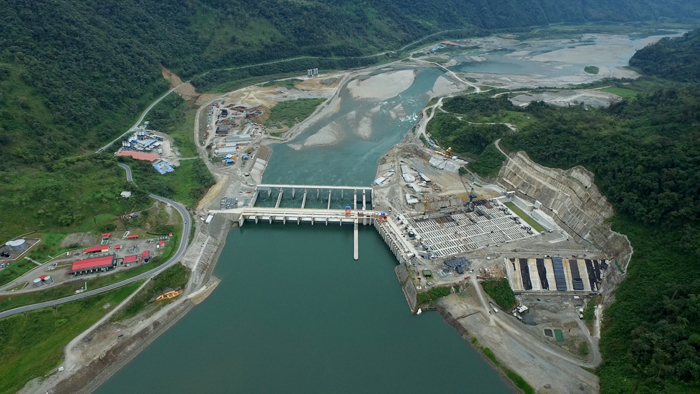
123;255;139;263
83;245;109;254
69;255;116;275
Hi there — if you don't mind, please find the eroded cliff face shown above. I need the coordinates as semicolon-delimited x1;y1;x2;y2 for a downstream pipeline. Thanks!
497;151;632;303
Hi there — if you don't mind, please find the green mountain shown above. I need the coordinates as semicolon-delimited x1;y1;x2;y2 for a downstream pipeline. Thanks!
630;28;700;81
1;0;698;167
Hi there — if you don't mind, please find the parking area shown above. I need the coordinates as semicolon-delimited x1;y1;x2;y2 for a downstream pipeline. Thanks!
1;235;171;292
505;257;607;293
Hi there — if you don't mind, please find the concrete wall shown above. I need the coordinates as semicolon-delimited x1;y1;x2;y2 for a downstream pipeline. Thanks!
374;219;417;312
497;152;632;303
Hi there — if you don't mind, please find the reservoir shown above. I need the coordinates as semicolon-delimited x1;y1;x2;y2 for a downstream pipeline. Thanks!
94;66;513;393
94;225;512;393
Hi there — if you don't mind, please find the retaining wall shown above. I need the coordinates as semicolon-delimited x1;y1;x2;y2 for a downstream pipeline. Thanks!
497;152;633;303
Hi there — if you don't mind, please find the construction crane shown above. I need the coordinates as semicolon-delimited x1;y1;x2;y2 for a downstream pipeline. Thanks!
468;187;477;204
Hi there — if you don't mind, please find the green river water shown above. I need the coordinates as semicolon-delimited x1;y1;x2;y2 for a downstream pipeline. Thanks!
94;67;513;393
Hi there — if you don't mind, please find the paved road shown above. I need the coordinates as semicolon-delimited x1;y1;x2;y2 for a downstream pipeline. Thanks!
96;84;184;154
0;171;192;320
118;163;133;182
195;29;466;78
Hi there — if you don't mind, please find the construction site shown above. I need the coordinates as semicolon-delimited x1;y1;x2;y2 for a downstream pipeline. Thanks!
114;124;180;173
368;133;630;392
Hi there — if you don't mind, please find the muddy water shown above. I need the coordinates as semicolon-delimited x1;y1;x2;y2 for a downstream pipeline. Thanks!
94;69;514;393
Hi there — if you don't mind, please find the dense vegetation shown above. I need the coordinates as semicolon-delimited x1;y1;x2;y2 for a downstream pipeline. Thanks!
114;263;190;321
481;279;517;310
416;286;453;306
0;153;151;241
266;99;326;129
630;29;700;82
468;144;507;178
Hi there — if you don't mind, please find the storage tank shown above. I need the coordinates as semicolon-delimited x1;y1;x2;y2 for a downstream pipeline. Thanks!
43;275;53;284
6;239;27;252
33;278;43;287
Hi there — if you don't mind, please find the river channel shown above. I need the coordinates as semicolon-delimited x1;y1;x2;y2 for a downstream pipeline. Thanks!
94;33;676;393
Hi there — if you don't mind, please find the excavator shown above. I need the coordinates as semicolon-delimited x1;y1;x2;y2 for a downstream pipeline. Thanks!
433;146;453;159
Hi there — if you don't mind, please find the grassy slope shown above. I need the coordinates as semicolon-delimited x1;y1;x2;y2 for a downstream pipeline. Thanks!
504;202;546;232
0;260;36;287
113;263;190;321
145;94;198;157
0;154;151;242
0;281;142;394
468;143;507;179
266;99;326;128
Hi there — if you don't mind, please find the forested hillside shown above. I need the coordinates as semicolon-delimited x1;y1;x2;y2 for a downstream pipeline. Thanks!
630;29;700;81
501;84;700;394
1;0;698;168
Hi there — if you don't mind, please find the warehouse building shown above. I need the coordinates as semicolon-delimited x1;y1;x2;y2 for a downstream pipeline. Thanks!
68;255;116;275
123;255;139;264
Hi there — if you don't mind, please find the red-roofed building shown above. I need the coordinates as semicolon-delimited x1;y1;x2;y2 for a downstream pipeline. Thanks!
117;151;159;162
157;240;165;248
123;255;139;263
115;245;122;250
441;41;461;46
69;255;116;275
83;245;109;254
101;233;111;238
126;234;139;239
141;250;150;263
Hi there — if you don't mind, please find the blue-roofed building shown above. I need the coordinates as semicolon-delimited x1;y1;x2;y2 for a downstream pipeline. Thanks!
153;161;175;174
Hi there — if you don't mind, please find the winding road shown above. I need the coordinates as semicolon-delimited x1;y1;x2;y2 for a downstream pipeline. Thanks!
0;165;192;320
96;84;184;154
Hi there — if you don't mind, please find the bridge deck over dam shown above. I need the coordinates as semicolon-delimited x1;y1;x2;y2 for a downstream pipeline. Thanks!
209;207;381;261
252;184;374;211
211;183;412;272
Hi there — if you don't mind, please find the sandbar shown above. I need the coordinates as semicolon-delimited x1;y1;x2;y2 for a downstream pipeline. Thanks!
346;70;416;101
